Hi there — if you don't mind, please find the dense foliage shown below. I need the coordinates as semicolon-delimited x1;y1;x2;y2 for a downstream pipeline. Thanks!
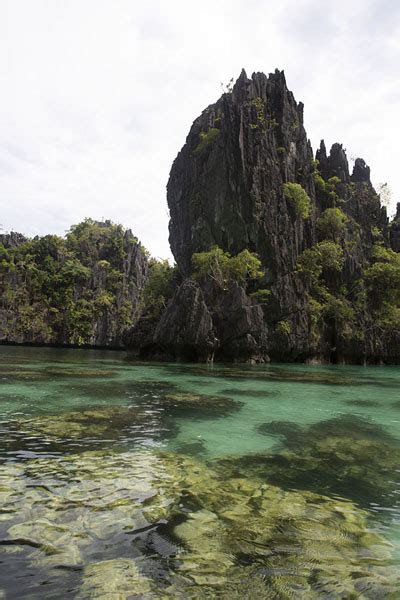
296;240;355;342
192;246;263;288
317;208;348;241
296;241;344;287
365;244;400;332
142;259;177;317
297;215;400;345
283;183;311;218
0;219;146;346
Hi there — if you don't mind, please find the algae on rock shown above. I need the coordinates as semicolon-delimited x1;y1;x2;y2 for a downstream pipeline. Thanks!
1;449;398;597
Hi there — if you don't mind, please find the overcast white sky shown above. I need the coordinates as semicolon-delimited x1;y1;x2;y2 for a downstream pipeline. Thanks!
0;0;399;259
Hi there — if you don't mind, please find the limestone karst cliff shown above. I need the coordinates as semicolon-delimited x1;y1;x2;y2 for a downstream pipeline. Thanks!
0;220;148;347
127;68;400;364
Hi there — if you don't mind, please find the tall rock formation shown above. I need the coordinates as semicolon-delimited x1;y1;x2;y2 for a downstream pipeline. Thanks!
128;68;399;364
165;69;315;361
168;69;314;274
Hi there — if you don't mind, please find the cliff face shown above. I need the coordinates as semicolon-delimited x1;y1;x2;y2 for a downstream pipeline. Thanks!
128;69;400;364
164;69;314;361
168;69;314;275
0;220;148;348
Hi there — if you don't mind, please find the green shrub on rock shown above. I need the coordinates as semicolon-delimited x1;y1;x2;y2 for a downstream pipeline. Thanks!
312;171;327;193
296;241;344;286
283;183;311;218
194;128;220;153
365;245;400;301
142;259;176;316
249;96;267;130
192;246;263;288
296;241;354;340
276;320;292;335
249;288;272;304
316;207;348;241
365;244;400;332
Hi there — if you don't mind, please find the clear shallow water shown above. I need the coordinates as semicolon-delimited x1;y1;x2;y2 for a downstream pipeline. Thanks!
0;346;400;598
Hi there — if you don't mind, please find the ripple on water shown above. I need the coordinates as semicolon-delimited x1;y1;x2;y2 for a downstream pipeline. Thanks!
1;450;399;598
0;347;399;597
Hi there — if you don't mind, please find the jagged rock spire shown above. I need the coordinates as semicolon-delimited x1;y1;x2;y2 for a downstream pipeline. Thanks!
351;158;371;183
315;141;350;182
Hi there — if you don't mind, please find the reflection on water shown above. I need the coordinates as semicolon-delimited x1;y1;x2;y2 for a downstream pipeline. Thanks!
0;346;400;598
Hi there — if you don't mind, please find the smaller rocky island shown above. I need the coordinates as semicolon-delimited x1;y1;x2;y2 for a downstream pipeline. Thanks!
0;219;148;347
1;68;400;364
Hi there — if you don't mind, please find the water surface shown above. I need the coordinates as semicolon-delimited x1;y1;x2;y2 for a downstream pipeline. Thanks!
0;346;399;597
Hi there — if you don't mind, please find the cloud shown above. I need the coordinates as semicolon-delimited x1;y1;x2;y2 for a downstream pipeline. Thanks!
0;0;399;258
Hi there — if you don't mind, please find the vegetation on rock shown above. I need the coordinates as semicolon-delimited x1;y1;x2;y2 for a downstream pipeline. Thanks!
141;258;176;317
316;207;348;241
275;320;292;335
192;246;263;288
283;182;311;218
194;127;220;153
365;244;400;333
296;241;344;286
249;96;267;130
0;219;148;346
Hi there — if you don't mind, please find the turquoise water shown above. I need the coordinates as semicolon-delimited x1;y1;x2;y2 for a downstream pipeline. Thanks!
0;346;399;597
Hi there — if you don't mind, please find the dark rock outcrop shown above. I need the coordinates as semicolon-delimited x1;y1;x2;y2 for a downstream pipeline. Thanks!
83;230;148;347
128;279;218;361
317;141;350;184
168;69;315;276
162;69;317;361
351;158;371;183
128;278;270;363
127;68;399;364
0;232;27;249
205;281;269;362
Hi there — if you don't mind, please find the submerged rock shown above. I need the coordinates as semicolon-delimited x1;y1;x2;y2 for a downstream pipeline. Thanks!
8;403;179;452
160;392;242;416
345;398;380;407
232;414;400;506
158;453;399;597
14;406;150;440
43;367;116;378
258;419;303;439
163;363;397;388
0;451;176;579
78;559;152;598
0;369;48;382
174;438;207;457
0;450;398;598
4;385;242;456
62;377;178;403
220;388;279;398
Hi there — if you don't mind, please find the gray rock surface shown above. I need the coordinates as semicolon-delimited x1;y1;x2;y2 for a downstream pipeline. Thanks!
128;68;399;364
